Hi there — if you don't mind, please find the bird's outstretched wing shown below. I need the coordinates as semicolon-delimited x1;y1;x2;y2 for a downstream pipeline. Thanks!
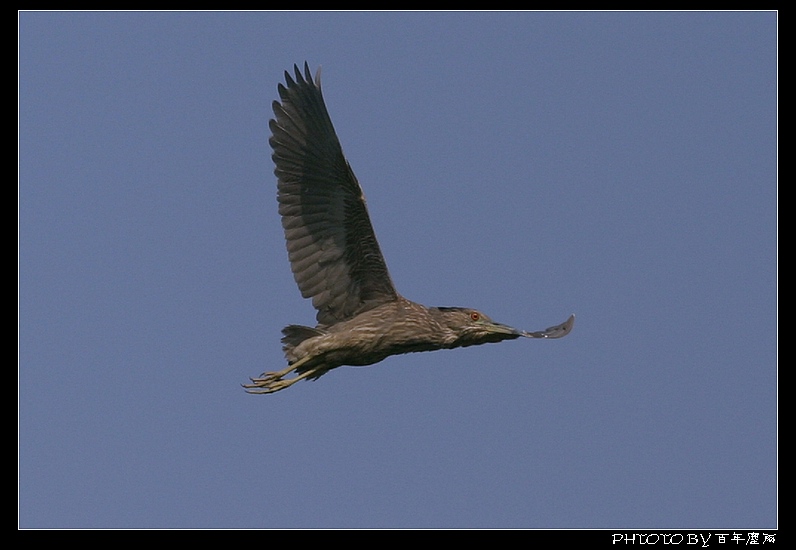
270;63;399;326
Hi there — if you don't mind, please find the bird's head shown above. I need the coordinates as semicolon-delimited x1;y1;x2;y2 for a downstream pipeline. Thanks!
433;307;523;348
432;307;575;349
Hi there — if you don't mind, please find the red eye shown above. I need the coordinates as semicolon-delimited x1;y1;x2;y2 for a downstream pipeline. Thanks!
470;312;480;321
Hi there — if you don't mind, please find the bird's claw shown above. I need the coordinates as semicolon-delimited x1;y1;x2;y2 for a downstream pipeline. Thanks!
243;361;313;394
242;374;287;394
243;382;288;394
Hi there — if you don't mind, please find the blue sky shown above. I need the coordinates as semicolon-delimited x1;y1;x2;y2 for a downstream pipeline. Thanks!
19;12;777;529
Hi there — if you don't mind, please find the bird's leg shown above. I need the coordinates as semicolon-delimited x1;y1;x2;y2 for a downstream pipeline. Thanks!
243;367;319;394
242;355;314;394
251;363;298;383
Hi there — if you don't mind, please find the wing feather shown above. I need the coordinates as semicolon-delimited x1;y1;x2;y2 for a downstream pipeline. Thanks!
270;63;399;326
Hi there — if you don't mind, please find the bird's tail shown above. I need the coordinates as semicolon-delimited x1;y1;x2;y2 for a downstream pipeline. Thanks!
281;325;324;358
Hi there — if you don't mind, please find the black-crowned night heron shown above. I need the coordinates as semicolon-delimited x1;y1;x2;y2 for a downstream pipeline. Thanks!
244;63;574;394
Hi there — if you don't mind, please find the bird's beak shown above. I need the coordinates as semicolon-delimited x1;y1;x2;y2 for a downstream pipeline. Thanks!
519;314;575;339
481;321;525;336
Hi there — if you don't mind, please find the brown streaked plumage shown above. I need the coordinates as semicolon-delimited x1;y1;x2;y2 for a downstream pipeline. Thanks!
244;63;574;394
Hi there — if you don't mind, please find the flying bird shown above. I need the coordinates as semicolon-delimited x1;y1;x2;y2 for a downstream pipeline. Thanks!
244;63;574;394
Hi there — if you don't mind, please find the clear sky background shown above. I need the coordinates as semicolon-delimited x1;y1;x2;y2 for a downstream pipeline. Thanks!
19;12;777;529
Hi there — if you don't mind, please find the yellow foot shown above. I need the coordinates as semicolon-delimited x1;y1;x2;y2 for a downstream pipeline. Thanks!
242;357;313;394
243;374;298;394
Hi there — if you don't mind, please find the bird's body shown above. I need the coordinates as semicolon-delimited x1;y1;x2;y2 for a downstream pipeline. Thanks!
284;299;524;376
244;63;573;394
